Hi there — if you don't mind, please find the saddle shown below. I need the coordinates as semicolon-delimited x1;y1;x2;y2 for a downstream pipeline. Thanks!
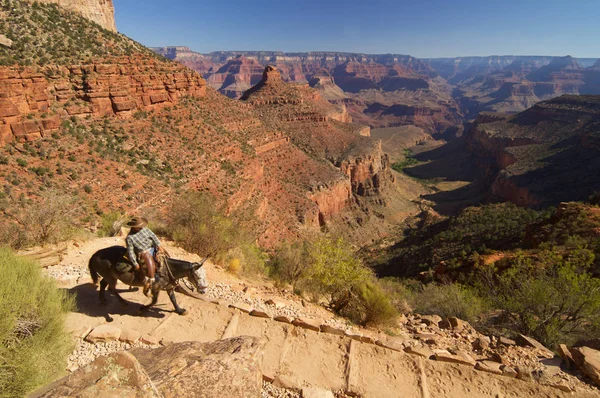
115;251;169;275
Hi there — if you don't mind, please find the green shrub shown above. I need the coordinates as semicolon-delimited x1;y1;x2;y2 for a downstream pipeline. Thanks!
97;211;124;237
225;243;266;278
0;248;74;397
477;248;600;348
409;283;486;323
299;236;373;310
343;281;398;326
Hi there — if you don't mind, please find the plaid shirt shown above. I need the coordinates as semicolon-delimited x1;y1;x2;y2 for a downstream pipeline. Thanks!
126;227;161;267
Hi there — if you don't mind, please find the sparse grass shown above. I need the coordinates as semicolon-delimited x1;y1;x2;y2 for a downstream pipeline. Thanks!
0;248;74;397
0;0;159;66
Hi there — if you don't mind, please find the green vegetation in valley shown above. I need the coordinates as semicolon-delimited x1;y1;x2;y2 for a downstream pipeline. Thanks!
373;202;551;278
0;248;74;397
390;149;419;172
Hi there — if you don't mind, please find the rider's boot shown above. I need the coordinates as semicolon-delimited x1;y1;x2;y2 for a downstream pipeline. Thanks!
141;251;157;297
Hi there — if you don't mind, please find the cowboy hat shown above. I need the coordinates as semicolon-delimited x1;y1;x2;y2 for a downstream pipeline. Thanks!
126;217;148;229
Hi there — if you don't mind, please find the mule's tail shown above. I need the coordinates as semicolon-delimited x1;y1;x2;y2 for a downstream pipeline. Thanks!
89;256;99;286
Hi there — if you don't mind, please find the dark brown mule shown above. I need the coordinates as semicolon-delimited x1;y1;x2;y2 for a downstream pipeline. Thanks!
88;246;208;321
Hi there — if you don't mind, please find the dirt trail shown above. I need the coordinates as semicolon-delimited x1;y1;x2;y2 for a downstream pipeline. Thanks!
45;237;600;398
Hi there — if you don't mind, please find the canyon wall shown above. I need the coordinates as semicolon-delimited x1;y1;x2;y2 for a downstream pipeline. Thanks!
0;56;206;144
26;0;117;31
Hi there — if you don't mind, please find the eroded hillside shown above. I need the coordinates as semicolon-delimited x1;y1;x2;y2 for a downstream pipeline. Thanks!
0;0;425;248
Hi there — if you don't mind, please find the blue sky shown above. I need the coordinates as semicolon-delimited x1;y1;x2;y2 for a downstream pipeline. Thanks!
114;0;600;58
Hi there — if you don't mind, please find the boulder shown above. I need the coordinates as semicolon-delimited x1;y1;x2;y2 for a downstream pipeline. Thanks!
439;317;468;330
85;325;121;343
570;346;600;386
274;315;293;324
292;317;322;332
320;324;346;336
448;317;469;330
558;344;575;368
345;330;363;341
140;334;161;346
473;336;490;351
419;314;442;327
31;351;158;397
229;302;253;313
376;337;409;353
128;338;265;397
475;360;503;375
119;329;142;344
515;334;554;358
488;352;509;365
250;309;271;319
435;350;476;367
0;34;12;48
404;345;434;359
498;336;516;346
501;365;518;378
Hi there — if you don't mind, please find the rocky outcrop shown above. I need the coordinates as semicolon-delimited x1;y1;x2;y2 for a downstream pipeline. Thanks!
570;346;600;387
26;0;117;31
206;56;266;99
339;141;395;197
0;56;206;144
463;95;600;207
32;337;265;397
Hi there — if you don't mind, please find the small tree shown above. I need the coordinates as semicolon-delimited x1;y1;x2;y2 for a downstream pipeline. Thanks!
166;191;243;260
300;236;373;311
480;248;600;347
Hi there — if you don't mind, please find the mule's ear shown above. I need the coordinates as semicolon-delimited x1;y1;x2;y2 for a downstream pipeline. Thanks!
193;262;203;270
199;257;209;266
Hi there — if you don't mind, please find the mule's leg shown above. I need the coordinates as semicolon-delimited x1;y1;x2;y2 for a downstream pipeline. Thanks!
108;281;129;308
167;288;187;315
139;290;160;314
99;279;108;304
99;279;115;322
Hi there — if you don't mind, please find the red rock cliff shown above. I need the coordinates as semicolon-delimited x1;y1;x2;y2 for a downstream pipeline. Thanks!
0;56;206;144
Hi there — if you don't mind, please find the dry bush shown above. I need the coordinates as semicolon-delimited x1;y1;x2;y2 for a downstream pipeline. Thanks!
165;191;266;277
1;190;80;248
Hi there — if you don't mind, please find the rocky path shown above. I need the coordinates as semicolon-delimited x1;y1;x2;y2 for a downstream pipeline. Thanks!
44;237;600;398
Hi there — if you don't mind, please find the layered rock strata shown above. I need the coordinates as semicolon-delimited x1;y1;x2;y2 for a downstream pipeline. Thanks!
0;56;206;144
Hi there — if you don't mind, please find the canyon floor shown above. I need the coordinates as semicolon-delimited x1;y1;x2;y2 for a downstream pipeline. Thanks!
39;236;600;398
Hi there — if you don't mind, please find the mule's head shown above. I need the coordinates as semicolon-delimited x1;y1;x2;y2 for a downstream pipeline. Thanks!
188;258;208;294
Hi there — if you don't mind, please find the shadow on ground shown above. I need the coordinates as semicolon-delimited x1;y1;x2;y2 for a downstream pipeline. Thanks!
66;283;169;322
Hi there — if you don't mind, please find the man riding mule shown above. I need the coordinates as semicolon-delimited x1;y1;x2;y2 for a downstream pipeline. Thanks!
125;217;168;297
88;245;208;321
